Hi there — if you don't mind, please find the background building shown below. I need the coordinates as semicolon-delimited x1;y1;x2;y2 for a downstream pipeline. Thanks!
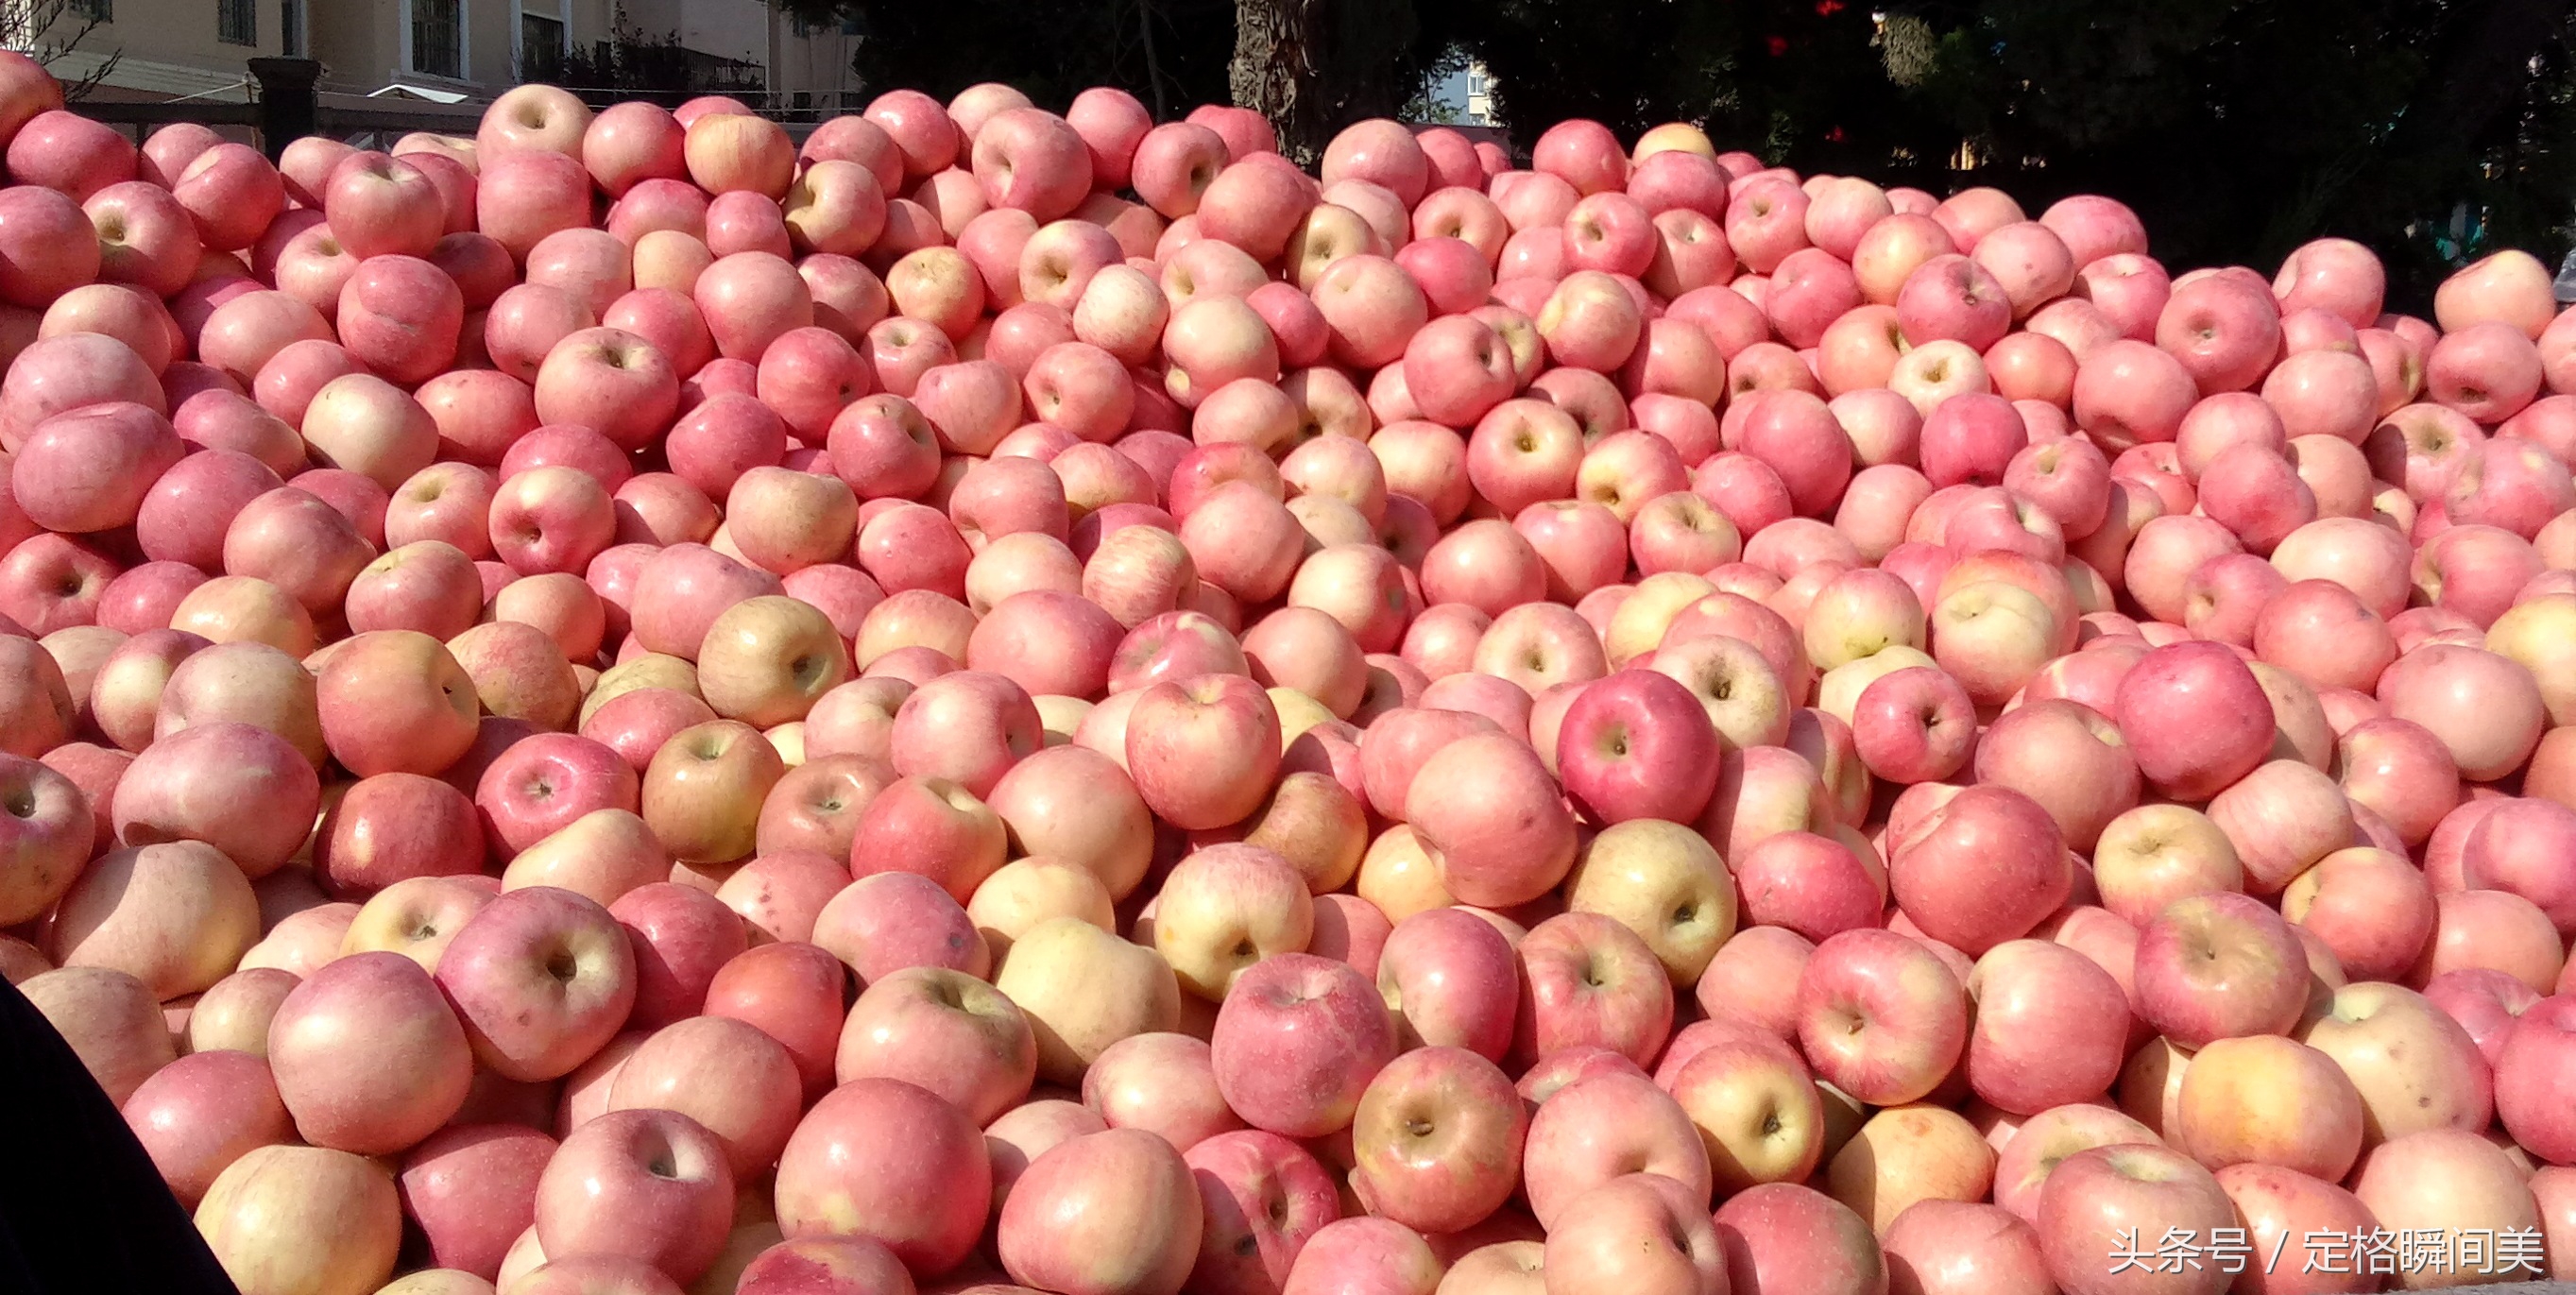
30;0;299;103
14;0;864;114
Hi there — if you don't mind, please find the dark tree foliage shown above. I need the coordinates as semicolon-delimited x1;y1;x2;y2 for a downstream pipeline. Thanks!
776;0;1237;119
1409;0;1918;163
1408;0;2576;308
1891;0;2576;309
775;0;2576;310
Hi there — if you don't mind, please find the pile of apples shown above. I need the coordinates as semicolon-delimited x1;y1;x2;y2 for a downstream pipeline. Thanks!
6;38;2576;1295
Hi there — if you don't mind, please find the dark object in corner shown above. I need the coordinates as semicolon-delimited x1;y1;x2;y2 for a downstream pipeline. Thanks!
0;974;238;1294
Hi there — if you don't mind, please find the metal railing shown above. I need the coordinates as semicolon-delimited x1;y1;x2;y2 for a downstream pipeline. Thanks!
65;58;864;156
70;58;351;157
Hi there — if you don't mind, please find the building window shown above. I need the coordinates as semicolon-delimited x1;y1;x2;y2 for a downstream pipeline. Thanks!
68;0;109;20
279;0;301;54
520;10;564;81
217;0;254;44
412;0;462;77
